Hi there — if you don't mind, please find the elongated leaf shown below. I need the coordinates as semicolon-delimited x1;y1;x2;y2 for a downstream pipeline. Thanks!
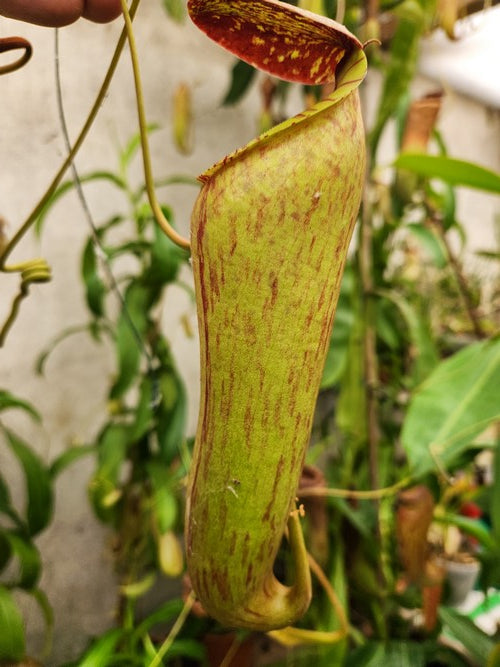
223;59;257;106
89;424;128;521
0;390;40;421
77;628;124;667
49;444;95;479
109;282;151;400
406;222;447;269
31;588;54;658
492;444;500;543
119;124;159;175
0;585;25;660
394;154;500;194
439;607;495;665
147;461;177;534
35;171;126;237
401;339;500;476
377;288;439;384
4;429;53;536
1;530;41;588
82;238;106;318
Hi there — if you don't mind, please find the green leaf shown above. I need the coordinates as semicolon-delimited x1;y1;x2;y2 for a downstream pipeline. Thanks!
144;213;188;287
406;222;448;269
0;585;25;660
401;338;500;476
36;323;113;375
346;641;425;666
162;0;185;22
147;461;177;533
119;125;159;175
77;628;124;667
0;390;41;421
89;424;128;521
129;598;184;647
1;530;42;588
439;607;495;665
492;443;500;543
49;444;95;479
156;365;187;464
109;281;152;400
376;288;439;384
82;238;107;317
31;588;54;658
394;154;500;194
4;429;53;536
321;269;355;389
222;59;257;106
35;171;126;237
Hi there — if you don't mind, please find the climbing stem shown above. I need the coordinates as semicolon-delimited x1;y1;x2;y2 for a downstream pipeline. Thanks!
119;0;191;251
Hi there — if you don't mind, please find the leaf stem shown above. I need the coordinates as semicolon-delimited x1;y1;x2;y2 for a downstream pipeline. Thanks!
118;0;191;251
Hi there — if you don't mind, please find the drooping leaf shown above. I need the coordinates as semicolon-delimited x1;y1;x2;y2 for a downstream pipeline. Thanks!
222;59;257;106
439;607;496;665
81;238;106;318
401;338;500;476
49;444;95;479
147;461;178;534
3;429;53;536
31;588;54;658
35;171;126;237
0;390;41;421
377;288;439;384
109;281;152;400
77;628;124;667
394;154;500;194
406;222;448;269
88;424;129;521
119;124;159;176
0;585;25;660
1;530;42;588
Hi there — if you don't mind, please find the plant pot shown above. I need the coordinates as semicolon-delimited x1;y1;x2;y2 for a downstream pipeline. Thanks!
443;557;480;607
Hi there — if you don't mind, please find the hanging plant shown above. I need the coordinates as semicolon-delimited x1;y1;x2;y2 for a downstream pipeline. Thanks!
185;0;368;630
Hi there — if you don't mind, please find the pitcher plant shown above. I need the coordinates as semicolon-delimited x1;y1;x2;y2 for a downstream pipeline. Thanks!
185;0;368;631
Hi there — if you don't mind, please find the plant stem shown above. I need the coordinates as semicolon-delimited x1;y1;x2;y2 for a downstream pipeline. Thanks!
435;222;487;338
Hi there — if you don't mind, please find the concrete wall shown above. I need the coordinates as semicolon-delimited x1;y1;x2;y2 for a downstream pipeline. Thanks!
1;1;499;663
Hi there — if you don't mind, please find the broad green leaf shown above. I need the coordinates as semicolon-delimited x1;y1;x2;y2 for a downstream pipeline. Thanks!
1;531;42;588
82;238;106;317
0;390;40;421
401;339;500;476
0;585;25;660
222;59;257;106
439;607;495;665
4;429;53;536
394;154;500;194
77;628;124;667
